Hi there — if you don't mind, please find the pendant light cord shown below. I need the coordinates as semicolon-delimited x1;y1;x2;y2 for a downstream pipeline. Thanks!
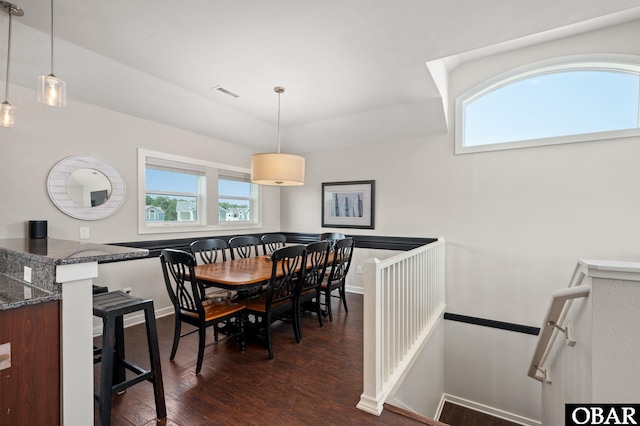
49;0;54;75
276;90;281;154
4;9;12;102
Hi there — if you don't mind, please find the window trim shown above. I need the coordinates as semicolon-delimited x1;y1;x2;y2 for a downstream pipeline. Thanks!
138;148;261;235
455;54;640;154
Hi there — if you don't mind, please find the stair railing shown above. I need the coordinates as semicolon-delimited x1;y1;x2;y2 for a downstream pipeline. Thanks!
528;263;590;383
357;237;446;415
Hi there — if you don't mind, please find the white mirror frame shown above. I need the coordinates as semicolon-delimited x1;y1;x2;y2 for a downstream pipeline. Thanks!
47;155;126;220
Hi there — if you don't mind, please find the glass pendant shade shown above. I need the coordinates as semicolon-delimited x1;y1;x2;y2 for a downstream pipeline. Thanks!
37;74;66;107
0;101;15;127
251;153;305;186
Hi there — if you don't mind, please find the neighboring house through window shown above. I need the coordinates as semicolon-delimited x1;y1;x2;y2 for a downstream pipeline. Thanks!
138;149;260;234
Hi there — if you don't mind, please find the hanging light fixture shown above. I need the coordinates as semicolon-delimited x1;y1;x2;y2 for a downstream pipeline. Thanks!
251;87;305;186
0;1;22;127
37;0;65;107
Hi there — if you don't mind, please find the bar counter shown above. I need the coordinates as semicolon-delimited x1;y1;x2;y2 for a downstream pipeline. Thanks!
0;237;148;425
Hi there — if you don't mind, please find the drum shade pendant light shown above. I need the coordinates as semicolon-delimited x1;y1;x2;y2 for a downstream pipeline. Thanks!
0;1;22;127
37;0;65;107
251;87;305;186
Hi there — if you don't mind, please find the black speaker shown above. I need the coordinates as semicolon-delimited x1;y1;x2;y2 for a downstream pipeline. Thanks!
28;220;47;239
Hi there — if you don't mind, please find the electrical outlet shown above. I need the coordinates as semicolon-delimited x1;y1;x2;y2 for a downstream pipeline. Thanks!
356;265;362;274
80;227;90;239
23;266;32;283
0;343;10;371
124;287;132;295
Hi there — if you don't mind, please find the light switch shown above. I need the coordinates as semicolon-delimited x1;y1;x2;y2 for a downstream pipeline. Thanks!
23;266;32;283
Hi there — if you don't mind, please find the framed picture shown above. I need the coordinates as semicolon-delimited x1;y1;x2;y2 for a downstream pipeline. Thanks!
322;180;375;229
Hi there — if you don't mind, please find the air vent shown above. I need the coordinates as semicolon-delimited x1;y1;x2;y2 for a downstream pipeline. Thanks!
211;85;239;98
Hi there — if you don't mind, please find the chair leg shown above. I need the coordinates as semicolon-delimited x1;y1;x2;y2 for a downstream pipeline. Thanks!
293;300;302;342
266;314;274;360
170;313;181;361
325;289;333;322
238;314;245;352
144;307;167;420
195;326;206;375
340;285;349;313
315;293;324;328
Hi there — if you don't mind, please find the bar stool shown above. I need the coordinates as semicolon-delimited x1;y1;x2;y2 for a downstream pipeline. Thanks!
93;291;166;426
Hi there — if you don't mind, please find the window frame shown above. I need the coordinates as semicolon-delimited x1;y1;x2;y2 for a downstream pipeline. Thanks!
138;148;261;235
455;55;640;154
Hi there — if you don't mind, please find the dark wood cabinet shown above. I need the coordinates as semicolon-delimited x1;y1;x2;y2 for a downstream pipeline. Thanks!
0;301;61;425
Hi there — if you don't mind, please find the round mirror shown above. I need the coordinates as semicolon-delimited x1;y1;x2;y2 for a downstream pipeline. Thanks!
66;168;113;207
48;155;126;220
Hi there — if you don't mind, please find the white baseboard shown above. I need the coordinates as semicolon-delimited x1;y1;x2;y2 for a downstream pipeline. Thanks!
93;306;174;336
441;394;541;426
345;285;363;295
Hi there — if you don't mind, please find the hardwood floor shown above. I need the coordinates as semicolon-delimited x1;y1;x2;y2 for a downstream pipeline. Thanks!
94;293;521;425
94;293;427;425
439;403;520;426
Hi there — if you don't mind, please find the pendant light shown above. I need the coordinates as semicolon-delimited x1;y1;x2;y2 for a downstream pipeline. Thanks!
0;1;22;127
251;87;305;186
37;0;65;107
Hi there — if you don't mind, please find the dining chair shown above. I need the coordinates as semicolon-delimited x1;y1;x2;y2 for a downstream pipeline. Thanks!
190;238;231;338
319;232;347;280
228;235;260;260
244;245;306;359
160;249;245;374
190;238;228;265
319;232;346;248
260;233;286;256
296;241;330;337
321;238;355;322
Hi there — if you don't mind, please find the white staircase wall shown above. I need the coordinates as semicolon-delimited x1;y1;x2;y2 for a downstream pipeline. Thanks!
386;318;445;419
541;260;640;425
445;321;542;425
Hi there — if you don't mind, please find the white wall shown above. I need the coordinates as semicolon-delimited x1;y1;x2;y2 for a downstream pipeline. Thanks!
387;319;445;419
281;19;640;422
0;83;281;314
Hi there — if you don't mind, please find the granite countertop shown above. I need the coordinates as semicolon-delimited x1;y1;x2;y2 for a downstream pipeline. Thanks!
0;238;149;265
0;238;149;308
0;273;60;311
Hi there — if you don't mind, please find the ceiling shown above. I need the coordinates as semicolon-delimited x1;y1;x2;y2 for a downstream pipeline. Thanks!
3;0;640;153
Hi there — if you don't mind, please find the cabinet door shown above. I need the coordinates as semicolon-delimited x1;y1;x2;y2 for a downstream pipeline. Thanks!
0;301;61;425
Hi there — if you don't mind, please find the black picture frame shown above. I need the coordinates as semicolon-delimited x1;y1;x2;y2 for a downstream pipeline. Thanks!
321;180;375;229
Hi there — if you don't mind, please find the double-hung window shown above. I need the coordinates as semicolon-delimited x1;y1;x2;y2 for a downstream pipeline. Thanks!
138;149;260;234
145;157;205;225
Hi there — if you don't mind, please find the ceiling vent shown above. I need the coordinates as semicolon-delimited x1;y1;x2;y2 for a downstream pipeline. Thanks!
212;85;239;98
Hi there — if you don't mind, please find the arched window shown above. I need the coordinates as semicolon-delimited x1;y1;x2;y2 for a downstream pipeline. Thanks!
455;57;640;153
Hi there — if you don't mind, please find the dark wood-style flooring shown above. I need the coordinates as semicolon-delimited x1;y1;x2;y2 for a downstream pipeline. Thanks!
94;293;519;425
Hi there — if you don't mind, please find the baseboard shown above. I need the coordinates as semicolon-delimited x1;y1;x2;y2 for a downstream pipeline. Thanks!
434;394;447;421
346;285;363;295
93;306;174;336
442;394;541;426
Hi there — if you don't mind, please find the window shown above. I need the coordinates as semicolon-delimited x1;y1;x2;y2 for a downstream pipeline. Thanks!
218;171;254;223
455;57;640;154
138;149;260;234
